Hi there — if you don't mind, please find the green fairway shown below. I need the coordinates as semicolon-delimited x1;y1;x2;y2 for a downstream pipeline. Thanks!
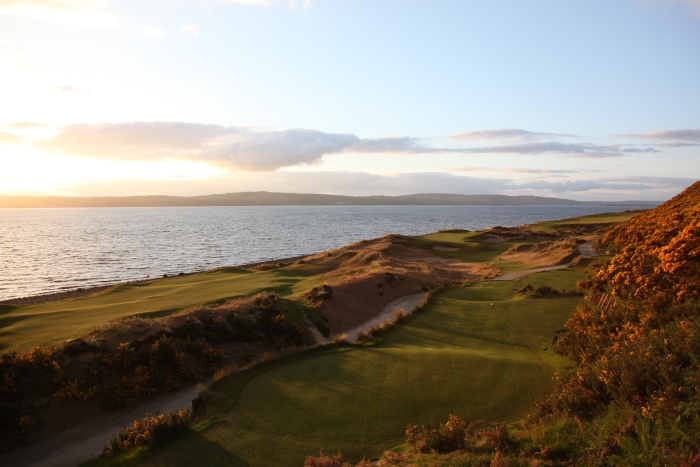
0;268;317;352
131;270;582;467
530;210;643;230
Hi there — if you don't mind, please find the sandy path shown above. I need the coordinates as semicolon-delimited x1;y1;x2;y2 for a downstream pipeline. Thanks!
345;293;428;343
491;241;596;281
577;240;597;256
1;386;199;467
491;265;569;281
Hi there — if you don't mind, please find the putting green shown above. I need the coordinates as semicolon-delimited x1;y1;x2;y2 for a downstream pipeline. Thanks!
0;268;317;352
133;271;582;467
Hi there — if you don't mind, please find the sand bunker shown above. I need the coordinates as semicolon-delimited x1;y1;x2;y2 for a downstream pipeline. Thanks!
499;239;580;267
431;244;461;252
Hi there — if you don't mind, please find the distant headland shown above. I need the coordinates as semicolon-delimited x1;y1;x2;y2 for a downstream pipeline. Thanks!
0;192;661;208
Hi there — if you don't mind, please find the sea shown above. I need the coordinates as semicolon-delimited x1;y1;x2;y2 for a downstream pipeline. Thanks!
0;205;642;301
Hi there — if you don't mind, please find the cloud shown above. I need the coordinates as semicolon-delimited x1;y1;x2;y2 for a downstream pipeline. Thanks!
564;152;625;159
450;129;577;141
141;25;167;38
8;121;48;129
617;128;700;143
205;129;362;171
506;167;580;174
455;141;626;157
37;122;232;157
621;147;659;153
0;0;118;26
596;175;697;188
513;179;654;193
35;122;664;171
35;122;431;171
53;85;91;95
0;131;26;144
181;24;198;37
450;166;580;174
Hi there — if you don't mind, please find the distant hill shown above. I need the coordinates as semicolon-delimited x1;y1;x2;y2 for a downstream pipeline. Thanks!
0;192;661;208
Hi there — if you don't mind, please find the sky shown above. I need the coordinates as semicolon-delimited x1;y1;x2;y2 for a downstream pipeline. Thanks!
0;0;699;201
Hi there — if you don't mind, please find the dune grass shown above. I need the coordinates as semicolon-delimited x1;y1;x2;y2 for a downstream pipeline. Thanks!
108;270;582;467
0;267;319;352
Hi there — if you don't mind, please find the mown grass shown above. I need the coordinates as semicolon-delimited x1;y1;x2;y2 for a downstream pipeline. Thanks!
99;270;583;467
0;267;319;352
529;210;643;230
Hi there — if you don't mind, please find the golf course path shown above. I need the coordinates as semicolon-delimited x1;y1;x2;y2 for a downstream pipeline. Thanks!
346;292;428;343
577;240;597;256
1;386;199;467
492;241;596;282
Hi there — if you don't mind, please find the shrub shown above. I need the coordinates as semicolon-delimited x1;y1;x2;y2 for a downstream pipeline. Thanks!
303;451;375;467
533;285;561;296
406;414;467;453
517;284;533;297
101;407;191;457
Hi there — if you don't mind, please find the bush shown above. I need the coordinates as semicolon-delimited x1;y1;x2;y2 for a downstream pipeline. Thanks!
303;451;375;467
406;414;467;453
101;407;191;457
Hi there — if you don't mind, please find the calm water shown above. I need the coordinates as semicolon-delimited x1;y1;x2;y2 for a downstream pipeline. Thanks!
0;205;635;300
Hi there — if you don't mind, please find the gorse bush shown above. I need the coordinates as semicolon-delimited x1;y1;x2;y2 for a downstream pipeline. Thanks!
0;292;311;450
100;407;191;457
303;451;375;467
406;414;468;453
583;181;700;304
534;181;700;463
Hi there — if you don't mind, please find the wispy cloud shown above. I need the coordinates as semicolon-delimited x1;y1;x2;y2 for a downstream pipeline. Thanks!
450;166;580;174
35;123;452;170
140;24;167;38
596;175;697;188
53;85;91;95
181;24;198;37
0;131;26;144
513;179;654;193
617;128;700;143
0;0;118;27
450;128;577;142
455;142;628;158
36;122;663;171
8;121;48;129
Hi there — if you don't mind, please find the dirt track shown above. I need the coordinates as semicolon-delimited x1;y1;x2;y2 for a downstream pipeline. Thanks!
1;387;199;467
